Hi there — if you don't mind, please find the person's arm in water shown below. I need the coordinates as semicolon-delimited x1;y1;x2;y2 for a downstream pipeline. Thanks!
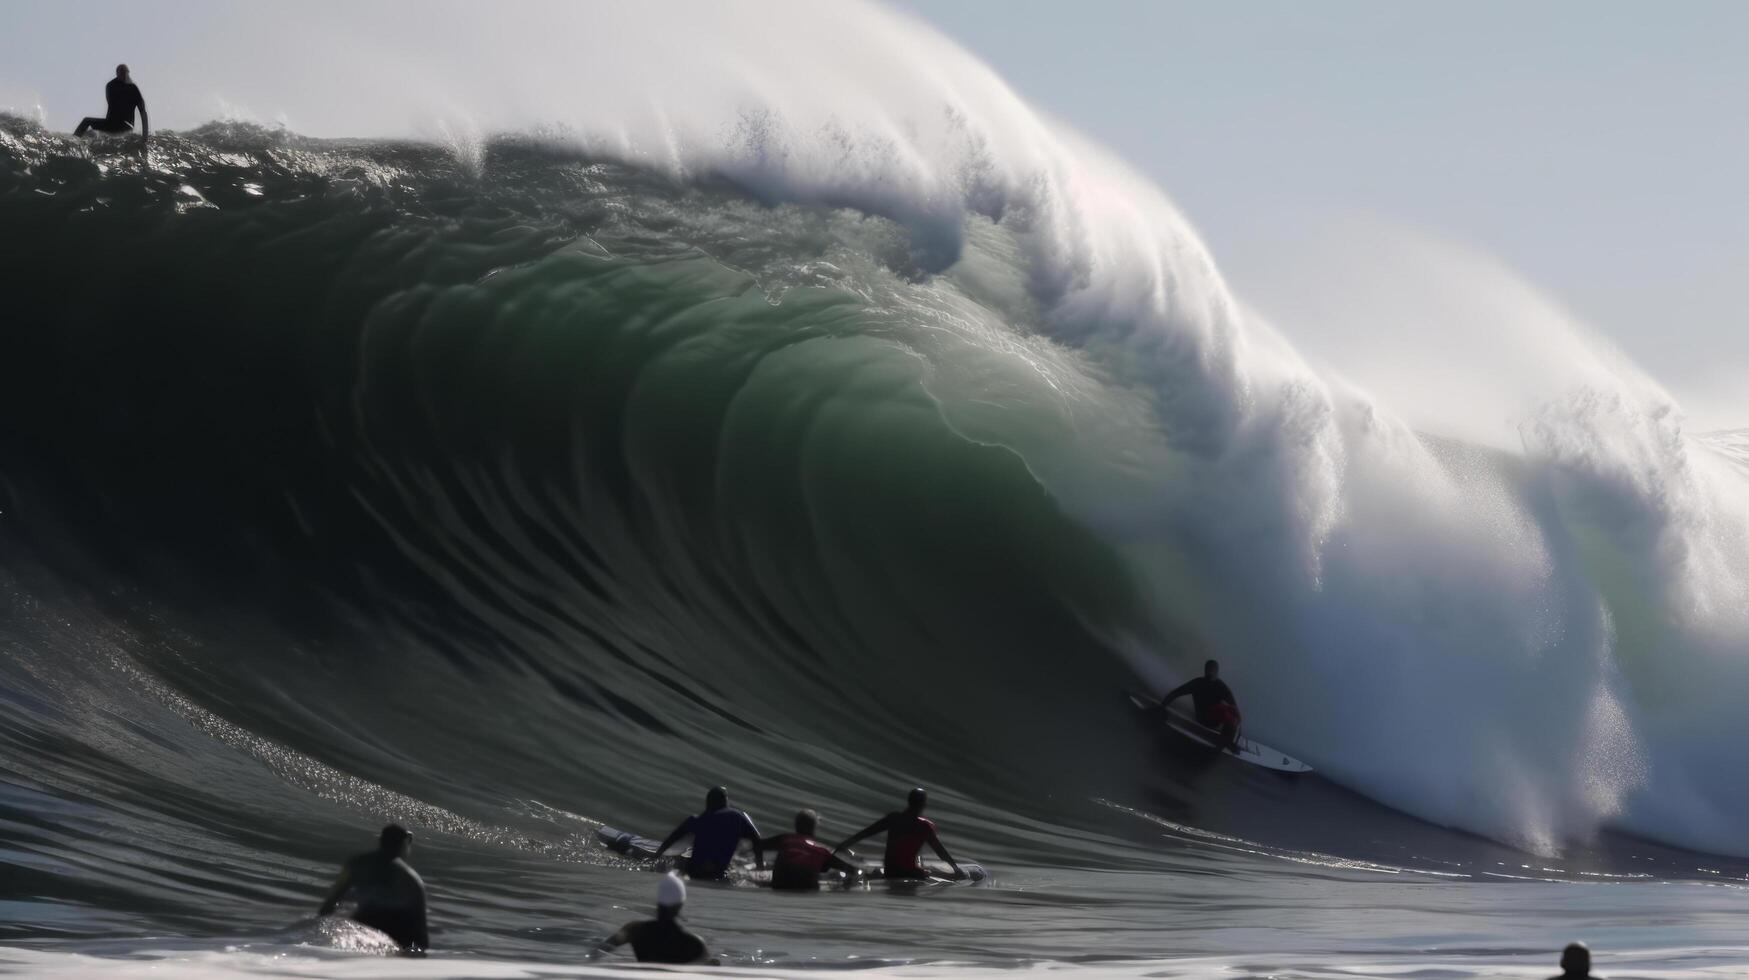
689;936;714;965
653;817;695;858
406;870;431;953
592;924;633;958
824;852;863;877
316;864;353;916
739;812;765;870
831;814;891;854
755;833;786;867
924;826;964;878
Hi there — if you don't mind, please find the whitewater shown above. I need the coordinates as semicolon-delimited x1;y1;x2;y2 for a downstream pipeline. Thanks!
2;1;1748;977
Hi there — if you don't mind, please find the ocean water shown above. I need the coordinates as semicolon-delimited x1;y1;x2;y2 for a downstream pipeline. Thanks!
3;2;1748;977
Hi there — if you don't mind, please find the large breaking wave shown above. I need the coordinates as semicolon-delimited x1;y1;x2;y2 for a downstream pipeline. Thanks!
2;4;1748;941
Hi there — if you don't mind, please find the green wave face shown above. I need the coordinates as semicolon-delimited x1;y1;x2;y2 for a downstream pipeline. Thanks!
3;112;1749;913
0;119;1168;857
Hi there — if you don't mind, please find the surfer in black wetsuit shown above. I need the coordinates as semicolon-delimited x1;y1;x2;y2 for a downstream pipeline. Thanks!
316;824;429;953
596;871;715;965
1160;659;1242;752
1549;942;1593;979
74;64;149;139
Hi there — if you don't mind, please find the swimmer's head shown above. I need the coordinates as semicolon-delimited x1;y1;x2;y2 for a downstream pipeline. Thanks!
1204;659;1220;679
656;871;686;913
705;786;728;811
906;787;928;814
378;823;412;858
1560;942;1590;975
115;65;130;81
794;809;819;836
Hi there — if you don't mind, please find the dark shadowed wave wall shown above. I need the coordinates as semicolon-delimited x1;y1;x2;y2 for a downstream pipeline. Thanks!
0;117;1184;947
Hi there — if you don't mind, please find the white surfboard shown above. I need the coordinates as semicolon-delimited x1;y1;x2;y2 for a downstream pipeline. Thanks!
1129;693;1314;774
597;825;669;858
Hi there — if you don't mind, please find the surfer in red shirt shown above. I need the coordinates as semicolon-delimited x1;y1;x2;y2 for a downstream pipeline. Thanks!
833;788;964;880
757;809;864;890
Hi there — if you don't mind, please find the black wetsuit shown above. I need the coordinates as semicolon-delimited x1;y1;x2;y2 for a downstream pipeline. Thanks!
332;851;429;951
1164;677;1236;717
75;79;146;136
623;917;708;964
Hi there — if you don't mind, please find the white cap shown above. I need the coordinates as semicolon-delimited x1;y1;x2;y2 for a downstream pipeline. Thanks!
657;870;686;907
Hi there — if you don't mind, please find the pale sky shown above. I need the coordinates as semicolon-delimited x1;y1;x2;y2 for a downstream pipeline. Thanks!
4;1;1743;429
896;1;1749;429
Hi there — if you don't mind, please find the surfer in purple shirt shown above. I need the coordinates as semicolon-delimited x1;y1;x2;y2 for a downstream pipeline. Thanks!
653;786;765;880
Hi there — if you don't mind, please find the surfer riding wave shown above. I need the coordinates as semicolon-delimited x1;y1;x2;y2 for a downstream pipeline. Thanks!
1160;659;1241;751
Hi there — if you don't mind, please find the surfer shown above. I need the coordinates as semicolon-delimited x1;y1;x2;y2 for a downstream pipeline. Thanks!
653;786;765;880
316;824;429;953
596;871;715;965
832;788;963;880
757;809;864;890
1160;658;1241;751
1550;942;1594;979
74;64;149;140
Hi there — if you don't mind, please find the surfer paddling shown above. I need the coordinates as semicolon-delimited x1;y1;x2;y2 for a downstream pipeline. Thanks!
74;64;149;141
1160;658;1241;752
653;786;765;880
833;788;964;880
595;871;715;965
757;809;864;890
316;824;429;953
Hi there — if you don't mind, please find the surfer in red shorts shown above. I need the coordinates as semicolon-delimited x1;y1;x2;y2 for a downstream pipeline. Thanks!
1161;658;1241;752
833;788;964;880
757;809;864;890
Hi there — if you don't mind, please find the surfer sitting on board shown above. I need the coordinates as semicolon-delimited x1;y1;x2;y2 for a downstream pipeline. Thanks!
757;808;864;890
1160;658;1242;752
316;824;429;953
653;785;765;880
595;871;716;965
74;64;149;140
832;787;964;880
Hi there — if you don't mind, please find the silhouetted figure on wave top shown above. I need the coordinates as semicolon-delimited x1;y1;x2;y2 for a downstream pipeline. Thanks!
74;64;148;140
